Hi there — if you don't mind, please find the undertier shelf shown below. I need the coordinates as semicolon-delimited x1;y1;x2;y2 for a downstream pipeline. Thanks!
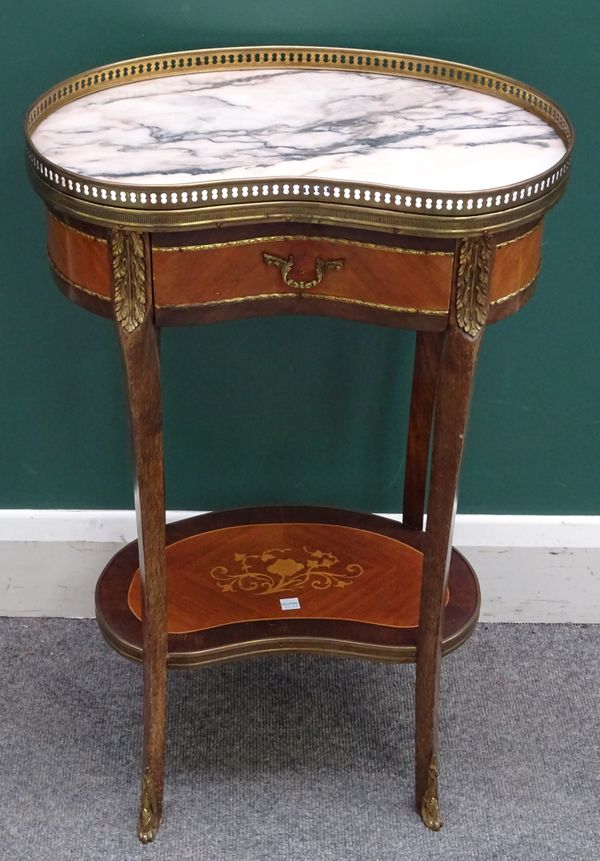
96;507;480;666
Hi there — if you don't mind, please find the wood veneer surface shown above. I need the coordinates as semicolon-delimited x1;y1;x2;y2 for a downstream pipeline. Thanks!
491;224;542;301
96;507;479;664
46;211;111;298
152;238;453;312
45;211;540;323
128;522;450;634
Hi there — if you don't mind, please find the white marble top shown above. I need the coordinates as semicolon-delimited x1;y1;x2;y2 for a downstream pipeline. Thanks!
31;68;565;193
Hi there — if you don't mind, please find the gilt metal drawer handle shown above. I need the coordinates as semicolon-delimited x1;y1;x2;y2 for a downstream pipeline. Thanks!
262;252;345;290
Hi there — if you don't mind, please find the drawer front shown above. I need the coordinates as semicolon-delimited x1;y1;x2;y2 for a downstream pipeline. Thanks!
152;236;454;317
45;216;543;325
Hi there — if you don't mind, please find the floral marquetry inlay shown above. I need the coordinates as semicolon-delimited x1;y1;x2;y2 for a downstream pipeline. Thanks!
211;547;364;595
125;519;447;635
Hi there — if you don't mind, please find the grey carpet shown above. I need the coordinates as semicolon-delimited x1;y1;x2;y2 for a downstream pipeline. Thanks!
0;620;598;861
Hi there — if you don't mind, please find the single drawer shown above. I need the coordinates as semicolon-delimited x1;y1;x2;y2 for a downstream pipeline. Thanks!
152;235;454;317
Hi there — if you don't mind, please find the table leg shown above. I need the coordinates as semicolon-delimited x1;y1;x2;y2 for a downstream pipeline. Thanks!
403;332;444;531
415;234;494;829
110;230;167;843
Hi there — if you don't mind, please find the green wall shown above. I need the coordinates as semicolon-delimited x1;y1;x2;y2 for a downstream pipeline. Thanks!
2;0;598;514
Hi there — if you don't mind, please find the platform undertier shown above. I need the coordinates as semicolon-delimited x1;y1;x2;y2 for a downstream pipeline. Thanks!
95;506;480;667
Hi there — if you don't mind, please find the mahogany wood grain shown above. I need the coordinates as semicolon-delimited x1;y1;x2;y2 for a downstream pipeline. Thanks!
154;296;448;331
95;507;480;666
152;237;454;313
50;265;113;318
488;280;537;324
414;234;495;829
43;212;540;325
491;224;542;302
112;231;167;842
127;522;452;632
403;332;444;530
47;206;538;840
47;210;112;298
36;85;553;839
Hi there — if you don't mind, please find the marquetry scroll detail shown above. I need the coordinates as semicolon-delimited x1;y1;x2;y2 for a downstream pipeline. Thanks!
138;769;160;844
211;546;364;595
111;229;147;333
420;755;443;831
455;233;493;337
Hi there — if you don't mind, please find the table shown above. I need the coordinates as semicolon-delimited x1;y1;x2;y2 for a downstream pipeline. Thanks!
25;46;572;843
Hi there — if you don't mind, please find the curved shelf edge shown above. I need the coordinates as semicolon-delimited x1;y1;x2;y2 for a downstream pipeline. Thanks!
95;506;481;668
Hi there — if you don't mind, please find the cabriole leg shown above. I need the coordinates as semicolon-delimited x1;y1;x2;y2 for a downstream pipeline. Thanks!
111;229;168;843
403;331;444;531
415;234;494;830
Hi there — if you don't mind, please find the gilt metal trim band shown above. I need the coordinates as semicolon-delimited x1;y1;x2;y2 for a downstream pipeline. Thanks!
155;290;448;316
48;256;111;304
151;227;533;253
490;264;541;308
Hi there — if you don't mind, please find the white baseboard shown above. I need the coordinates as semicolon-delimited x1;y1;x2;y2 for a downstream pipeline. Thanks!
1;509;599;547
0;509;202;543
0;510;598;623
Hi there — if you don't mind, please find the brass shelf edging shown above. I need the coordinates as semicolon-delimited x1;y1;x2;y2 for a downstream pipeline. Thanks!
95;608;480;669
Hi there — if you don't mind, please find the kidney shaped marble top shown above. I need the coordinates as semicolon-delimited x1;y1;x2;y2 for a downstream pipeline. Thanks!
31;68;566;193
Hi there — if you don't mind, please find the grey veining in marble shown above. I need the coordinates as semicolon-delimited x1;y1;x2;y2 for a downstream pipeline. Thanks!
32;69;566;192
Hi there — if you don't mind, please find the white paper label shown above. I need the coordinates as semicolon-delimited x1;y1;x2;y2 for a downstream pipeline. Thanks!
280;597;301;611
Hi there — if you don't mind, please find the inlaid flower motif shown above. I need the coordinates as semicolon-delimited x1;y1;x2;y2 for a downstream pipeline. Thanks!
265;558;305;579
210;546;363;595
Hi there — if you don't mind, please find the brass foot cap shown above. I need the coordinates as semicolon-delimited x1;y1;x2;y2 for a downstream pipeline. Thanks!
420;755;443;831
420;803;444;832
138;770;161;843
137;822;159;844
